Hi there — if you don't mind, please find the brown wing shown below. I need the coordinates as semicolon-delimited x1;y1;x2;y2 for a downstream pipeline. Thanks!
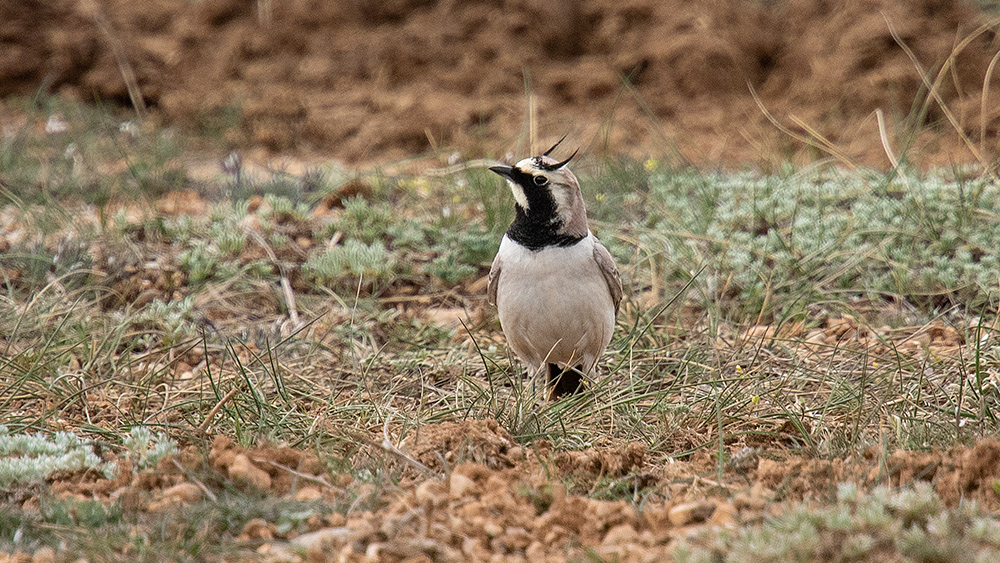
487;254;502;307
593;239;623;314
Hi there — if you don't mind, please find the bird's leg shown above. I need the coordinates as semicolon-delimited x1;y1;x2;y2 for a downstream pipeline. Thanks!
527;364;544;411
548;363;586;400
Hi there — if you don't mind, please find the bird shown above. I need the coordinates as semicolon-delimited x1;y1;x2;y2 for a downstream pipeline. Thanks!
487;138;622;399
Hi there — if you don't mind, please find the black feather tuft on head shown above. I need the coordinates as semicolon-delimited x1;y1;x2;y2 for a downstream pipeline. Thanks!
542;134;568;157
538;148;578;171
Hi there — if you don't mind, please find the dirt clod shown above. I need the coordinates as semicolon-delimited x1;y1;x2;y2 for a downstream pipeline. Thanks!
448;472;477;499
602;522;640;546
934;439;1000;506
240;518;276;541
162;482;203;504
668;501;717;526
709;501;738;527
415;479;448;507
293;486;323;502
228;453;272;491
289;526;358;553
554;442;646;478
408;418;515;471
30;548;54;563
959;439;1000;491
757;458;837;500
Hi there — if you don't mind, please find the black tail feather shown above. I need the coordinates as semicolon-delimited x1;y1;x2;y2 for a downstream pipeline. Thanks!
547;363;584;399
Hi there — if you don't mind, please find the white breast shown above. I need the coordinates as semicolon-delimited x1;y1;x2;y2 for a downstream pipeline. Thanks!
494;232;616;375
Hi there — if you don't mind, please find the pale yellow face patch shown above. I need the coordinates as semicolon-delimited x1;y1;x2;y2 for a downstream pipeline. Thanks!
511;157;575;223
508;181;530;210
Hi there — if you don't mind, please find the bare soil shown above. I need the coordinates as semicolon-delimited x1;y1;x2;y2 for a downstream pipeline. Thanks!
22;422;1000;561
5;0;1000;167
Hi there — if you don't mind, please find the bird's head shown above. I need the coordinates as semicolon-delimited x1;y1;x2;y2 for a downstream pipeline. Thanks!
489;138;588;237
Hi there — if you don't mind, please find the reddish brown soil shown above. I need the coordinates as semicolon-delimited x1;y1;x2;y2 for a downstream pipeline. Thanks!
22;421;1000;562
5;0;1000;167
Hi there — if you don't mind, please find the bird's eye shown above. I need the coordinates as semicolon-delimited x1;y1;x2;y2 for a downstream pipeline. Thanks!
533;175;549;186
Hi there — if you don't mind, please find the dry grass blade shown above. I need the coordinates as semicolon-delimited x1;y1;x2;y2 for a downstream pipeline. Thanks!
382;413;435;476
528;91;537;156
748;82;858;169
245;229;300;327
82;2;146;117
875;109;902;172
981;50;1000;167
251;457;345;493
882;12;999;166
787;114;857;168
198;387;240;434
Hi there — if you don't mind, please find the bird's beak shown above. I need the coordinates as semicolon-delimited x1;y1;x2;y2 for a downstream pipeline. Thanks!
489;165;513;180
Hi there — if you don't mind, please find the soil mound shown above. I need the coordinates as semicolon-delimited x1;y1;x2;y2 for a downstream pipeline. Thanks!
407;418;516;471
6;0;1000;166
32;434;1000;561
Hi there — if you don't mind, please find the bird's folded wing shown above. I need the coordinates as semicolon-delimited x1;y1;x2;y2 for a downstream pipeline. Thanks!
593;240;622;313
487;255;502;307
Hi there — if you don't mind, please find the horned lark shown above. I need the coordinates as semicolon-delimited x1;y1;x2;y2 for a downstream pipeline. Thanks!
488;139;622;399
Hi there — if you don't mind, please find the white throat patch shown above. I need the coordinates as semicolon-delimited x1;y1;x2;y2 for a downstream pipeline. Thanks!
507;180;530;210
550;185;573;225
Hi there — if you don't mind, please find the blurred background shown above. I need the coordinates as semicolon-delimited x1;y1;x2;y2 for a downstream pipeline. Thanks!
3;0;1000;168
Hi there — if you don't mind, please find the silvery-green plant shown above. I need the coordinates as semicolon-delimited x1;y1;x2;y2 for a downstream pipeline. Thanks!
427;253;477;285
212;224;247;256
0;426;116;485
303;239;398;285
123;426;179;470
642;169;1000;316
262;194;309;223
673;480;1000;561
334;196;395;244
120;295;197;348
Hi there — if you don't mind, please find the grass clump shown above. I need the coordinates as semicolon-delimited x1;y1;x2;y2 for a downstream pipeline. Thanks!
312;194;495;288
2;489;337;560
118;295;199;348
